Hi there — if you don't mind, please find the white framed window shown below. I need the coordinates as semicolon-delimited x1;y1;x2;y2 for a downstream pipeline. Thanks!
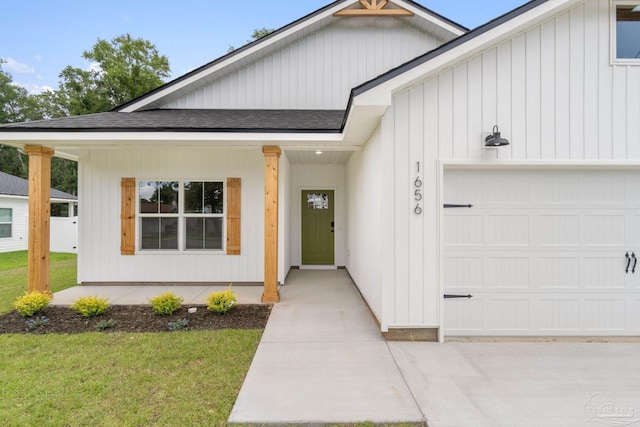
0;208;11;238
612;1;640;63
138;180;225;252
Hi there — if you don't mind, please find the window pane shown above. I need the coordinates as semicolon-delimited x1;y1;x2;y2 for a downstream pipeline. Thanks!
184;181;223;214
0;224;10;238
51;203;69;217
185;217;204;249
205;182;224;214
160;218;178;250
0;208;11;223
204;217;223;249
139;181;179;213
141;218;160;249
617;6;640;59
140;217;178;250
185;217;223;250
184;181;203;213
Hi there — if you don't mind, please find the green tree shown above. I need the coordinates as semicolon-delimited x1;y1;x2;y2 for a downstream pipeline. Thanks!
58;33;170;115
228;27;275;52
0;61;29;178
0;59;30;124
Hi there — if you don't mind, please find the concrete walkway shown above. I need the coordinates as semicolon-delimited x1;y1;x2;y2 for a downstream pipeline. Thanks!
53;271;640;426
229;269;424;425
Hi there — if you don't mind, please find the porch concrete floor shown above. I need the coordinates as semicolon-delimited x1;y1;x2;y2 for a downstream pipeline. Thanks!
51;284;264;305
52;271;640;426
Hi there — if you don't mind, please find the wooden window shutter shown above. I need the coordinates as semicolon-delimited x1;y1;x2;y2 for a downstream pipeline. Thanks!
120;178;136;255
226;178;241;255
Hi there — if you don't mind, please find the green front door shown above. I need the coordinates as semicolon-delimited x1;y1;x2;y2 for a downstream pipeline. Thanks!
301;190;335;265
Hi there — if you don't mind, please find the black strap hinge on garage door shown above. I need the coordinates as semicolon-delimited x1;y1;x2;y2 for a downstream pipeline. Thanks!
443;204;473;208
444;294;473;299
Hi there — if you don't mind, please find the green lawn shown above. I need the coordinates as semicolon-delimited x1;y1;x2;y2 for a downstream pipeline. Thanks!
0;330;262;426
0;251;77;314
0;251;418;427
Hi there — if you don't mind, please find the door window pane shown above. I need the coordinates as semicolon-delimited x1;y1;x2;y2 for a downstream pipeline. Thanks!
307;194;329;209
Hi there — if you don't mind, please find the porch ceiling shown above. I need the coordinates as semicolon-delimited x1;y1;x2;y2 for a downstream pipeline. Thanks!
285;150;353;165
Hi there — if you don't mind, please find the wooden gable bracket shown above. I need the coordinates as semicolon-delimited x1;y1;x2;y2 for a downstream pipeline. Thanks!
334;0;414;17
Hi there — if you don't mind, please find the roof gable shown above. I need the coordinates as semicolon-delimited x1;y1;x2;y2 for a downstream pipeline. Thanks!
117;0;466;113
352;0;583;104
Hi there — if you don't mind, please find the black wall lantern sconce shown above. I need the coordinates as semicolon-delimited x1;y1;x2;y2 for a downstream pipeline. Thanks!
484;125;510;148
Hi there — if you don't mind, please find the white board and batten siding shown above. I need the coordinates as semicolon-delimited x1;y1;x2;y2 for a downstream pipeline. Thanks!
346;124;385;324
164;18;443;110
77;148;265;284
385;0;640;336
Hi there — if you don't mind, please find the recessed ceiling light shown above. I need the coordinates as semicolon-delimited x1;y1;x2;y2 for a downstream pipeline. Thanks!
315;150;323;155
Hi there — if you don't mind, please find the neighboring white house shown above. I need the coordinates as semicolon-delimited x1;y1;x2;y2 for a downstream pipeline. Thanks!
1;0;639;340
0;171;77;253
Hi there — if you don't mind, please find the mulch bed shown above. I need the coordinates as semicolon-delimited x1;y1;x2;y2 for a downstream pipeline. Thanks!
0;304;272;334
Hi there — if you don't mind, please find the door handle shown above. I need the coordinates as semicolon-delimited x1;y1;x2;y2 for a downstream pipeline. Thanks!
331;221;334;233
633;252;637;274
626;252;631;274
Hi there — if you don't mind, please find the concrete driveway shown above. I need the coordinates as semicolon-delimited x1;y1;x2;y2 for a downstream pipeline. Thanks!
390;341;640;427
228;269;640;426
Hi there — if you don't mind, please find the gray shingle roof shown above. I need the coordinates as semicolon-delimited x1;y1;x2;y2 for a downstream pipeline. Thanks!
0;171;77;200
0;109;346;133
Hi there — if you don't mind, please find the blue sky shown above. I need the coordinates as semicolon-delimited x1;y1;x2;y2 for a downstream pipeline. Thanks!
1;0;526;94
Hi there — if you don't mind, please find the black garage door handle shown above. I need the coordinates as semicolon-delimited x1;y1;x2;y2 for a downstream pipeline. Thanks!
633;252;637;274
626;252;631;274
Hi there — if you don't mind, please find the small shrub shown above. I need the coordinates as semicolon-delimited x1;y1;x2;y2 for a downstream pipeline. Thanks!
148;292;183;315
25;315;49;331
95;319;117;331
167;318;189;331
206;285;238;314
13;291;52;317
70;295;110;318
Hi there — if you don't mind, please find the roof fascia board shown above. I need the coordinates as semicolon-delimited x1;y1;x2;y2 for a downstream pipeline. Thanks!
401;0;468;35
0;131;346;144
0;194;27;200
354;0;579;107
0;193;76;202
118;0;352;113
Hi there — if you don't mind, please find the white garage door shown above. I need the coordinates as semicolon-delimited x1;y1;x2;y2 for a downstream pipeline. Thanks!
443;169;640;336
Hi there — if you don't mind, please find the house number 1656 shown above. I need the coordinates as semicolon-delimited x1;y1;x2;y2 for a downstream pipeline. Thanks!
414;162;423;215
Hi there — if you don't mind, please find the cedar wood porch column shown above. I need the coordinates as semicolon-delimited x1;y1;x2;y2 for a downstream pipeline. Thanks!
25;146;54;294
262;146;281;303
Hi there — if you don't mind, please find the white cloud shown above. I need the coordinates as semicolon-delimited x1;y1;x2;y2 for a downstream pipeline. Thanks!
2;57;35;74
12;81;54;95
88;62;102;71
34;54;43;61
